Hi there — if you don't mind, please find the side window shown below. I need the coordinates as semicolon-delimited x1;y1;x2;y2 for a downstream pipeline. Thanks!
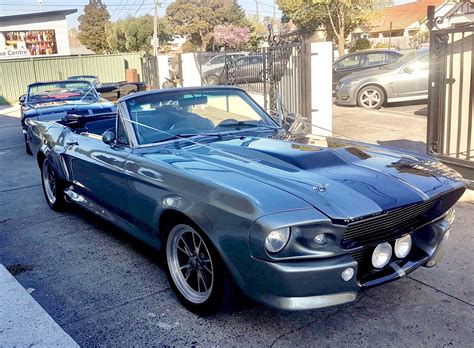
364;53;386;67
116;112;129;146
386;53;400;63
335;54;362;70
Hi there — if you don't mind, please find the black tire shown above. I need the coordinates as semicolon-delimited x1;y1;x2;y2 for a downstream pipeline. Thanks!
205;74;220;86
41;158;67;211
24;134;32;155
357;85;385;109
164;223;235;315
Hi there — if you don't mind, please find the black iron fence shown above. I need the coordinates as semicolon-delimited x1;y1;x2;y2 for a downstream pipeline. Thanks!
427;2;474;183
195;42;309;119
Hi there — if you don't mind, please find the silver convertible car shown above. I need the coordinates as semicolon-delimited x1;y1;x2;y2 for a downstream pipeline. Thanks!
26;86;465;314
336;48;429;109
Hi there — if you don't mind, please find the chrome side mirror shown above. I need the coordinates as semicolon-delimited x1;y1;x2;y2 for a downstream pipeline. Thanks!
19;94;26;105
102;130;115;145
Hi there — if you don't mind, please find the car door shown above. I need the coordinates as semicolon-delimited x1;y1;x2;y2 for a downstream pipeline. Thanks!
394;54;430;99
63;113;132;214
332;53;364;88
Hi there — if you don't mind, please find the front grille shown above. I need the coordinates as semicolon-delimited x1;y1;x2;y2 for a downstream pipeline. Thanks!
341;199;440;250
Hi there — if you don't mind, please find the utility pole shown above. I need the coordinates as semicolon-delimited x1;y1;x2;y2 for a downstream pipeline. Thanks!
255;0;259;22
38;0;43;12
273;0;276;25
152;0;161;89
153;0;159;57
388;21;392;50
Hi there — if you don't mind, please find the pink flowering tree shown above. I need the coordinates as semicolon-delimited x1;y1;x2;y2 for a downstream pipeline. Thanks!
213;24;250;49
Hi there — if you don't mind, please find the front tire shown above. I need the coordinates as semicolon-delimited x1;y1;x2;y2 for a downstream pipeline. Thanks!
357;85;385;109
165;223;233;315
205;74;220;86
41;158;66;211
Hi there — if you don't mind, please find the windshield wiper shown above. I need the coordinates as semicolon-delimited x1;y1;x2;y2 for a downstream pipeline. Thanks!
216;121;278;130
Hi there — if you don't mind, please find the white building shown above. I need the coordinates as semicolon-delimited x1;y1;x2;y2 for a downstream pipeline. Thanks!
0;9;77;59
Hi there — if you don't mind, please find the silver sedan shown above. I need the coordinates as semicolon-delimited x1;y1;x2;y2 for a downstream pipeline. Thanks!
335;48;429;109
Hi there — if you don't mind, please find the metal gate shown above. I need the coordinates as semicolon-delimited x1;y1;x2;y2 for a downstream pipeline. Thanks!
427;1;474;182
196;29;310;119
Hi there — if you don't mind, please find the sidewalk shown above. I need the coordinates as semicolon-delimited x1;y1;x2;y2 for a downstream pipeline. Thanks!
0;265;78;347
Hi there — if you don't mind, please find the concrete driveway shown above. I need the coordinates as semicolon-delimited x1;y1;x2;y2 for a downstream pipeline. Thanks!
0;105;473;346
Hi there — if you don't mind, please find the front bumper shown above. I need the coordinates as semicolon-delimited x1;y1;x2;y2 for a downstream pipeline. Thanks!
239;214;452;311
335;85;357;106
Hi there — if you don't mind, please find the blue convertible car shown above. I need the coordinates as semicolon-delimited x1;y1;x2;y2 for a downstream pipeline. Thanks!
27;86;465;314
20;80;116;154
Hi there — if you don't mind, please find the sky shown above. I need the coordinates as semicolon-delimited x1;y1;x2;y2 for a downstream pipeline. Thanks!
0;0;283;29
0;0;416;29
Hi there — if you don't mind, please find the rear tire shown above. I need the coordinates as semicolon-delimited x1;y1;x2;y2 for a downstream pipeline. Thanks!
164;223;235;315
24;134;32;155
357;85;385;109
41;158;67;211
205;74;220;86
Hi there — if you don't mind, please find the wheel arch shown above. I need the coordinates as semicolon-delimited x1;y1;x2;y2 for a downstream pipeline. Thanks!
37;151;46;169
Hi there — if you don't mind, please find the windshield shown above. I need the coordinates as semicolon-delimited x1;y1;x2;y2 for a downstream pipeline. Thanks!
69;76;98;84
125;88;276;145
27;81;98;104
382;50;428;69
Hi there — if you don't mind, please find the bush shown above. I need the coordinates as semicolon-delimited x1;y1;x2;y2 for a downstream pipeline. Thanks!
375;42;389;48
181;40;199;53
350;38;371;52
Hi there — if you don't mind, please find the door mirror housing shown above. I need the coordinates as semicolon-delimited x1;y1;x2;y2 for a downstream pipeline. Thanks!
19;94;26;105
102;130;116;145
403;65;414;74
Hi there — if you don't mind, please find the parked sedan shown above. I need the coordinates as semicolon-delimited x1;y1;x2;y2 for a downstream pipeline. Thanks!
68;75;146;102
333;49;402;89
27;86;465;314
336;48;429;109
20;80;116;154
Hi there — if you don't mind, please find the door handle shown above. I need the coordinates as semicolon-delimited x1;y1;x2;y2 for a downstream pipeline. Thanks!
65;140;78;146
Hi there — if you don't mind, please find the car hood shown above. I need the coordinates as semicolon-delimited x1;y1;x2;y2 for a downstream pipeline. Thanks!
23;99;115;118
147;134;464;221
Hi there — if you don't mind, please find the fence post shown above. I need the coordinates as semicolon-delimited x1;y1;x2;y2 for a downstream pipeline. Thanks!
30;57;37;82
308;41;333;136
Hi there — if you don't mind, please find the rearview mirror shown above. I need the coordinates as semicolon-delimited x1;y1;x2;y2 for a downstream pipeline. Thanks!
102;130;115;145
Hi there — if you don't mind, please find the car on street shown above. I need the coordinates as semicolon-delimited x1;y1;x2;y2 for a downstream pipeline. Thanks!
68;75;146;102
20;80;116;154
27;86;465;314
204;54;284;85
332;49;402;89
199;53;246;74
335;48;429;109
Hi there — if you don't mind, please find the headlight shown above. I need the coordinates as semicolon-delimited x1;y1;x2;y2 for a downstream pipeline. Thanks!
372;242;392;268
394;234;412;258
265;227;290;253
340;80;358;88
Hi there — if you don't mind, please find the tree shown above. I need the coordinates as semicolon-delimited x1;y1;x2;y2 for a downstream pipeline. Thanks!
165;0;248;51
278;0;391;56
106;16;171;53
213;25;250;49
78;0;110;54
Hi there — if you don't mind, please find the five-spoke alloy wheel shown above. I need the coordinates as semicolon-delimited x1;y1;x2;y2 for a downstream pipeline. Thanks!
357;85;385;109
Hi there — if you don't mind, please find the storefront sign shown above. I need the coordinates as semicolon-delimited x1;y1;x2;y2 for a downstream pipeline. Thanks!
0;30;57;58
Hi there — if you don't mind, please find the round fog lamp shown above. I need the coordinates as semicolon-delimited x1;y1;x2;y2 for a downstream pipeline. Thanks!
341;267;355;281
265;227;290;253
394;234;412;258
314;233;327;245
372;242;392;269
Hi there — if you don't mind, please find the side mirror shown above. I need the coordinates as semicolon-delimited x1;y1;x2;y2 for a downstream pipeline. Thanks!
102;130;116;145
19;95;26;105
404;65;414;74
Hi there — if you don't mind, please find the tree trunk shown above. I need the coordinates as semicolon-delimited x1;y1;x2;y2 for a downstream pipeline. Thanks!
338;29;345;57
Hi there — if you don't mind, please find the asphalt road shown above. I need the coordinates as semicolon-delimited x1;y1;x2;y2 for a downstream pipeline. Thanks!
1;107;473;346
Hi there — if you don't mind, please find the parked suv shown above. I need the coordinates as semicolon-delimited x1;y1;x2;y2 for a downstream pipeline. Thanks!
335;48;429;109
332;49;402;89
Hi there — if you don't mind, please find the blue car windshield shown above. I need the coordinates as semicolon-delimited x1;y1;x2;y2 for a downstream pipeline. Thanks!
27;81;98;104
125;89;277;145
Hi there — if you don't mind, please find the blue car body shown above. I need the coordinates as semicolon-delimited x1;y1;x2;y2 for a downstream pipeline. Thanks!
27;86;465;311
